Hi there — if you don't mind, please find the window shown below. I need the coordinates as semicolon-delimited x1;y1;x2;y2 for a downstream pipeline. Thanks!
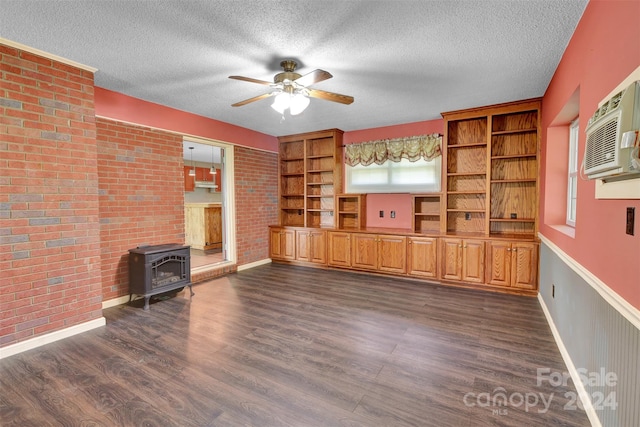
566;118;579;226
346;157;441;193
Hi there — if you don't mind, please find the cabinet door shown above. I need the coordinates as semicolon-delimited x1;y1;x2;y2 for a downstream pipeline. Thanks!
378;235;407;274
441;238;462;281
511;242;538;289
296;230;311;262
309;230;327;264
328;232;351;267
486;241;511;287
205;207;222;247
462;240;485;283
184;166;195;192
270;228;295;260
351;233;378;270
407;237;438;278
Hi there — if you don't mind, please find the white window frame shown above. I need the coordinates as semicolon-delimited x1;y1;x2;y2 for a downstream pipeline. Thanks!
345;157;441;193
566;118;579;227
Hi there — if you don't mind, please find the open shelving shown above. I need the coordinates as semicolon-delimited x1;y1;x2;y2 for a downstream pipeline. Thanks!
278;129;343;228
442;99;540;238
336;194;366;230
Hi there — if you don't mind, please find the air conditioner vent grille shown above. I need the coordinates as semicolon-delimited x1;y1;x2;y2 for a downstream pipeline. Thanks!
585;117;619;170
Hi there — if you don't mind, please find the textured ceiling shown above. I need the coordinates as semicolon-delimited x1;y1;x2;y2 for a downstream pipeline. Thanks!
0;0;588;139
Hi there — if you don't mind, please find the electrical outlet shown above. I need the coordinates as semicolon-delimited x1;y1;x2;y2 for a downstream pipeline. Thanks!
464;212;471;220
379;210;384;218
627;207;635;235
390;211;396;218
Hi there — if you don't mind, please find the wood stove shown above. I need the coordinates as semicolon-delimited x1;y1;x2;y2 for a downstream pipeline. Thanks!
128;244;193;310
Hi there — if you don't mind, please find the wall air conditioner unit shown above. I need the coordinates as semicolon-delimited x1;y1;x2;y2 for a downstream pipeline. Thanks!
584;80;640;182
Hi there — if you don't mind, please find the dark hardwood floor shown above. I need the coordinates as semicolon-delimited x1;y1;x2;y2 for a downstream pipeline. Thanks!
1;263;590;426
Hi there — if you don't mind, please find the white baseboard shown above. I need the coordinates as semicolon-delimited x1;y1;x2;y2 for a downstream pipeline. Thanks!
537;295;600;427
0;317;106;359
237;258;271;271
102;295;131;309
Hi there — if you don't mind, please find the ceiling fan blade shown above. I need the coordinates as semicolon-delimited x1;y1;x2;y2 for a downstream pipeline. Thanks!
307;89;354;105
231;93;272;107
294;69;333;87
229;75;272;85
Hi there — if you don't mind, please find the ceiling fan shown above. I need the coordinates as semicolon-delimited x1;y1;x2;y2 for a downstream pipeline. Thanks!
229;60;354;115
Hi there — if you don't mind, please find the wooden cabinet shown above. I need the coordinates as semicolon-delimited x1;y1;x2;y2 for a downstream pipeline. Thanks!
486;241;538;289
184;166;221;192
443;115;488;234
296;229;326;264
378;235;407;274
184;166;195;192
278;129;343;228
350;233;377;270
327;231;351;267
407;236;438;278
441;238;485;283
338;232;407;274
489;109;539;236
270;227;295;261
442;99;540;238
185;204;222;250
336;194;366;229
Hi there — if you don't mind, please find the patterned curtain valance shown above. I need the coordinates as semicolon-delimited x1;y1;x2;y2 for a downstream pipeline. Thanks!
344;133;442;166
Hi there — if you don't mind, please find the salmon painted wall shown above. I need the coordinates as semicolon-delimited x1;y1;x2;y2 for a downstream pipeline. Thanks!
344;119;444;229
94;87;278;152
540;0;640;308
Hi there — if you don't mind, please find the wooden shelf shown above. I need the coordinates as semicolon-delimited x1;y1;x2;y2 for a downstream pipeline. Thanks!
491;179;536;183
281;157;304;161
491;154;536;160
336;194;366;230
447;142;487;148
491;128;537;136
443;99;540;238
447;172;486;177
447;190;486;195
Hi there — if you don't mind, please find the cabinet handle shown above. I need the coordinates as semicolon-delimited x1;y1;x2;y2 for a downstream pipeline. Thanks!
513;248;518;252
458;245;463;248
507;248;511;252
463;245;467;248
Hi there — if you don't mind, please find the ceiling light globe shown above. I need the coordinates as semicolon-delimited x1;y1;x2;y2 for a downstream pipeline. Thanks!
289;94;310;115
271;92;290;114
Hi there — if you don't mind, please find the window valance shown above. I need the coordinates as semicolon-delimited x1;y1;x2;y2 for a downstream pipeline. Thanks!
344;133;442;166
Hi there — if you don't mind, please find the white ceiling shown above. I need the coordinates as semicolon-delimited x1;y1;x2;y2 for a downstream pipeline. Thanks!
0;0;588;139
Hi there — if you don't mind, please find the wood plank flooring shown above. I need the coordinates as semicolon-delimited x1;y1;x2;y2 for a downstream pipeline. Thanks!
1;263;590;426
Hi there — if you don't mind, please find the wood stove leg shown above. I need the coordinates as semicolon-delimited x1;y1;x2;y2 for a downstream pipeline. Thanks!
143;296;150;311
188;284;194;297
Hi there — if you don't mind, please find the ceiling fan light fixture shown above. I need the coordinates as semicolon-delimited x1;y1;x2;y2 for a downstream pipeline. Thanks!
271;91;290;114
289;93;310;115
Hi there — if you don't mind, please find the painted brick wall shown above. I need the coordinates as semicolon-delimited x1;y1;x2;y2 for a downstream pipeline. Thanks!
0;44;102;347
96;118;185;301
234;146;278;265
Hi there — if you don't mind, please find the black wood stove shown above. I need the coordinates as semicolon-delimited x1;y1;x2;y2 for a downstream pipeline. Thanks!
128;244;193;310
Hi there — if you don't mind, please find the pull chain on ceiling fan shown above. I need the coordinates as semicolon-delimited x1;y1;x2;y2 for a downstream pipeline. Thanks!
229;60;354;115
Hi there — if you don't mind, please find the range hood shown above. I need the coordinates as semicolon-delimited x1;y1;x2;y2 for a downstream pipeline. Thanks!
195;181;218;189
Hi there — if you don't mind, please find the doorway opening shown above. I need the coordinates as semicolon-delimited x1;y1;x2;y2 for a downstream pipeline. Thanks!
182;138;236;270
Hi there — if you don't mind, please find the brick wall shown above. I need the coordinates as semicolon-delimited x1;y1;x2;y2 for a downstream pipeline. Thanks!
96;118;185;301
234;146;278;265
0;44;102;347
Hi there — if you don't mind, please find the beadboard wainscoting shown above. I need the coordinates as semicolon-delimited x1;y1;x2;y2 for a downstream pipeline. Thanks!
538;236;640;427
